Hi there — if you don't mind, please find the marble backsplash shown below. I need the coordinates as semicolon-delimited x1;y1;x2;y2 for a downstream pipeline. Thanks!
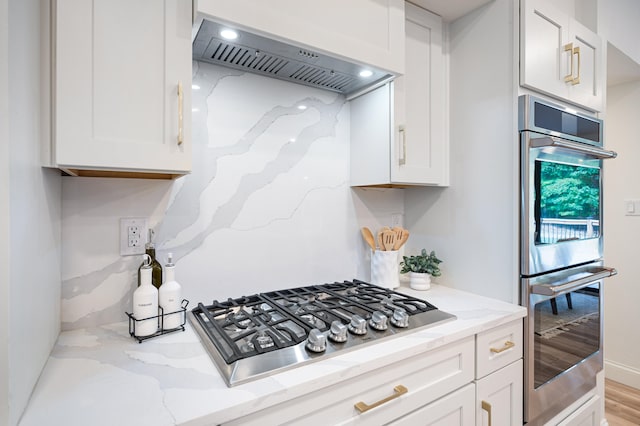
60;62;404;330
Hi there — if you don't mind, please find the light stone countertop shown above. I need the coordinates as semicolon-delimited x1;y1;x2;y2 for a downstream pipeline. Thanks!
19;284;526;426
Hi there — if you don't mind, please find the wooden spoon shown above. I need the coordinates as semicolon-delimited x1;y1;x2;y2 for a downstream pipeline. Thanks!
377;230;385;251
360;227;377;252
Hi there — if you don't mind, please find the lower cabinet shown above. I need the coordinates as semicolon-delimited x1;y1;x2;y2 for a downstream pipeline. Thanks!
391;383;475;425
476;360;523;426
556;395;601;426
223;319;524;425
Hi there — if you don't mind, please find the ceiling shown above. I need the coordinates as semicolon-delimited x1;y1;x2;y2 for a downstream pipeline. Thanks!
407;0;492;22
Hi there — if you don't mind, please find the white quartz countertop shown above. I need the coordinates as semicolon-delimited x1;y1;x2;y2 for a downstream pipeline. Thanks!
19;284;526;426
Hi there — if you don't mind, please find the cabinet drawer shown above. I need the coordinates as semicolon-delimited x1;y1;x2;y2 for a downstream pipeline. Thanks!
476;320;523;379
391;383;475;426
224;336;475;426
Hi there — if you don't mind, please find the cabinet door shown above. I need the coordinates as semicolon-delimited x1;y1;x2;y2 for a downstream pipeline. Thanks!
520;0;571;100
196;0;405;75
557;395;601;426
476;360;523;426
520;0;603;112
566;20;603;111
392;383;475;426
392;3;446;186
54;0;192;174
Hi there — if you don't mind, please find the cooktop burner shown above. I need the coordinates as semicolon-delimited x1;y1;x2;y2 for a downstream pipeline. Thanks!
189;279;456;387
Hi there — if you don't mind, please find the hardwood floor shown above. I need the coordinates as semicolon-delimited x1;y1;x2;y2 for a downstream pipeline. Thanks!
606;379;640;425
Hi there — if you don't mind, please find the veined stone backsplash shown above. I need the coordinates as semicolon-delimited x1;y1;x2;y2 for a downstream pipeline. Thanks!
60;61;404;330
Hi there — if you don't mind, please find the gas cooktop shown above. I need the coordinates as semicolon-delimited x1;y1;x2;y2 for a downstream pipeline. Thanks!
188;279;456;387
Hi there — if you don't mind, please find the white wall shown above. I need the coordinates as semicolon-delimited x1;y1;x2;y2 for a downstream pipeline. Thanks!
0;0;10;422
404;0;519;303
4;0;62;424
60;61;404;330
603;81;640;389
598;0;640;65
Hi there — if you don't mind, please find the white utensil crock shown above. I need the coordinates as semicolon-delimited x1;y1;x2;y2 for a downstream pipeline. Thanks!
370;250;399;289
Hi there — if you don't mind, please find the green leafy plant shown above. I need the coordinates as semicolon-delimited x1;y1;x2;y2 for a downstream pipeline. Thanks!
400;249;442;276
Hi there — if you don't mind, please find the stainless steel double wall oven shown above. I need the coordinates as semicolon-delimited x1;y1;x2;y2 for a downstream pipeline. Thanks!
519;95;617;424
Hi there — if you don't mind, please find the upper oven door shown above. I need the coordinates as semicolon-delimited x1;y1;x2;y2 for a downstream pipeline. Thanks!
521;131;616;276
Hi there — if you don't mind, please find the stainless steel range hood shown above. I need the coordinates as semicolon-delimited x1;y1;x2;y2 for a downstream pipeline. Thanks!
192;19;394;97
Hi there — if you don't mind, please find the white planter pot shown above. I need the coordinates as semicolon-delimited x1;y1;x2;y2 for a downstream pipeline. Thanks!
408;272;431;291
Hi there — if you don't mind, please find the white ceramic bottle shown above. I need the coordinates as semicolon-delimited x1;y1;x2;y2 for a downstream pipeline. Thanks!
133;254;159;337
159;253;182;330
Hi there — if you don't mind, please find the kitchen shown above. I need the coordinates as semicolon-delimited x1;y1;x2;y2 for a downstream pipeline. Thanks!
2;0;640;425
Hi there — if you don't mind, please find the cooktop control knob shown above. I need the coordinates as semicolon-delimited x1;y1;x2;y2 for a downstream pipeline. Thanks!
369;310;389;331
391;308;409;328
305;328;327;353
348;314;367;335
328;320;348;343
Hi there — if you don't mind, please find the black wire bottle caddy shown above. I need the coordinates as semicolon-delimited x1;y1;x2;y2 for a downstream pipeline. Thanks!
126;299;189;343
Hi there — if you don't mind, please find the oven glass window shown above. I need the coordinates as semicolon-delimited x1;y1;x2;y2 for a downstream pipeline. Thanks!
534;160;601;244
533;283;600;388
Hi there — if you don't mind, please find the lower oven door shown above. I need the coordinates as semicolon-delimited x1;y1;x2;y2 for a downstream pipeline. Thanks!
522;263;616;425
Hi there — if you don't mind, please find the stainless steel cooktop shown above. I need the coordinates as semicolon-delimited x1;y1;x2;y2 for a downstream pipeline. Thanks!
189;279;456;387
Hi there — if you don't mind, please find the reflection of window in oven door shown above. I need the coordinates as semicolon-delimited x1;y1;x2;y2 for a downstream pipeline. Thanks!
533;282;600;388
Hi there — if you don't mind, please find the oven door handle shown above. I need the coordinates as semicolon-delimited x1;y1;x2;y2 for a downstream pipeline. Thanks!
531;266;617;296
530;136;617;159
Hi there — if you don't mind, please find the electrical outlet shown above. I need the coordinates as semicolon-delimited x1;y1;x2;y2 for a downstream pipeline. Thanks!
120;217;148;256
391;213;404;228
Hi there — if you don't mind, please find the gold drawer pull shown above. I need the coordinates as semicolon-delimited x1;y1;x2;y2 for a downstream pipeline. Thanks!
482;400;493;426
354;385;408;413
572;46;581;85
563;43;574;82
490;340;515;354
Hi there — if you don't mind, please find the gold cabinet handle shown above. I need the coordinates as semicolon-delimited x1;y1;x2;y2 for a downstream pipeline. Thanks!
490;340;515;354
482;400;493;426
563;43;574;83
354;385;408;413
572;46;581;85
177;82;184;145
399;125;406;166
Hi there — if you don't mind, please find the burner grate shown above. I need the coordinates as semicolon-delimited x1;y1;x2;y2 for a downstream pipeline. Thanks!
190;280;439;365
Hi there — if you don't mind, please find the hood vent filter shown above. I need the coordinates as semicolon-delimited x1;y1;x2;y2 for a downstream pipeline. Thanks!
193;19;392;96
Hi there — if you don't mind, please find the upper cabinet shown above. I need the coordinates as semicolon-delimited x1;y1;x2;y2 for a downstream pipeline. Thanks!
520;0;604;112
45;0;192;178
350;3;447;187
195;0;405;75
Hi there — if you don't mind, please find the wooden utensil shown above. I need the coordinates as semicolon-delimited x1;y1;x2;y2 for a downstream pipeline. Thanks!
392;226;404;242
382;230;397;251
360;227;377;252
394;229;410;250
377;230;385;250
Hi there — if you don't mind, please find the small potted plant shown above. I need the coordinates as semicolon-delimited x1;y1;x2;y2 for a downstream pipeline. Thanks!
399;249;442;290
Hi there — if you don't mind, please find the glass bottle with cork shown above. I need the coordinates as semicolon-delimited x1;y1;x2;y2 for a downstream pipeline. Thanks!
138;229;163;289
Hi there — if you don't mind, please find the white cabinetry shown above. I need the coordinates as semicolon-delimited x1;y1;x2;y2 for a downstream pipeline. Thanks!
196;0;405;75
392;384;475;425
224;319;524;425
350;3;447;187
225;337;475;425
477;360;523;426
45;0;192;178
520;0;603;112
475;320;524;426
556;395;600;426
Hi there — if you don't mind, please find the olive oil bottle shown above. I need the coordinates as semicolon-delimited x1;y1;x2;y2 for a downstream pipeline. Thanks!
138;229;163;289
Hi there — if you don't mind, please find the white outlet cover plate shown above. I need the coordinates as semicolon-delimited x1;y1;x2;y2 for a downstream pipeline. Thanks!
120;217;148;256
